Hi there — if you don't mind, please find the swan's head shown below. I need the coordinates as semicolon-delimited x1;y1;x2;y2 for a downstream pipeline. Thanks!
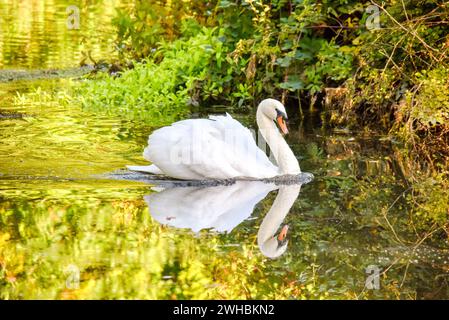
259;224;289;259
258;98;289;135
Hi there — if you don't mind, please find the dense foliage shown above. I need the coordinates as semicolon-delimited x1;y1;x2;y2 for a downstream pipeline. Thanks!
77;26;221;125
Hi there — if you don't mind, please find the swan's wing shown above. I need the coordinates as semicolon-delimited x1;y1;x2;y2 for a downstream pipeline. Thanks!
143;119;213;179
146;181;277;233
144;114;278;179
208;113;278;177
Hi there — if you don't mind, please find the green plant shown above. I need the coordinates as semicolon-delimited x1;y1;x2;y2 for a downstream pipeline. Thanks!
75;26;221;125
112;0;213;61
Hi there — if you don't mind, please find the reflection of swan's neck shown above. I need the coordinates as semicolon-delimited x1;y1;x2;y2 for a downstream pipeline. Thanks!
256;110;301;174
257;186;301;258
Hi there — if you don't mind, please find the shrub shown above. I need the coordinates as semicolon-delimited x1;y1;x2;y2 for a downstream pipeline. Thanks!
75;26;221;125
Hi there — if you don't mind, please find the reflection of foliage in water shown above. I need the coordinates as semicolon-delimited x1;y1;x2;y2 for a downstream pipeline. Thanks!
294;136;449;299
0;0;124;69
1;135;448;299
0;189;303;299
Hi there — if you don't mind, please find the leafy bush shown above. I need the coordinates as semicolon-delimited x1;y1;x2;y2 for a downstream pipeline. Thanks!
406;68;449;128
76;26;221;125
110;0;358;108
396;67;449;164
113;0;214;61
204;0;357;106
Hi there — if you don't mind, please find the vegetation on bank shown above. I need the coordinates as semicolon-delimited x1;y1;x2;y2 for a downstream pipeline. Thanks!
77;26;221;125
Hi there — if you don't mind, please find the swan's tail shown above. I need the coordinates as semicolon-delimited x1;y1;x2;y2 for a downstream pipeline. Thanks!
126;164;163;175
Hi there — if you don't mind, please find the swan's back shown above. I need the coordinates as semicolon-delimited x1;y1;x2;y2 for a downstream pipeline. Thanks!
144;114;278;180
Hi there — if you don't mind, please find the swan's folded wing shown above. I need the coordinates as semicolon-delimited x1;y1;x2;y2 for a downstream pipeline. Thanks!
143;115;278;179
207;114;279;177
143;119;213;179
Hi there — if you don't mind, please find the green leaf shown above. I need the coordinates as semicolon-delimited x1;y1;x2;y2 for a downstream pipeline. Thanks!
279;78;304;91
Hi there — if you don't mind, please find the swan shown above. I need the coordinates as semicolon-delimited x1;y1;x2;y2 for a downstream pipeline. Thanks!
144;181;305;258
127;98;301;180
257;185;301;259
146;181;277;233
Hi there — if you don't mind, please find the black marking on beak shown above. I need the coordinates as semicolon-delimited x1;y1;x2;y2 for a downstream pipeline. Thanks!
275;108;288;121
276;225;289;248
275;108;289;135
277;237;288;248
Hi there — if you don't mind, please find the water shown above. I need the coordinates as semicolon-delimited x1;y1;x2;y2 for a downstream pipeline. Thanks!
0;0;122;69
1;1;448;300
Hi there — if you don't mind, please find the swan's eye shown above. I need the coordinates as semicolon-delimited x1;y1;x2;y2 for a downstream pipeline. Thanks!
275;108;288;121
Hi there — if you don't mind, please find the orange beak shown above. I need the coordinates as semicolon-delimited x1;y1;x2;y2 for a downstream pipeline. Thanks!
276;115;288;135
277;225;289;242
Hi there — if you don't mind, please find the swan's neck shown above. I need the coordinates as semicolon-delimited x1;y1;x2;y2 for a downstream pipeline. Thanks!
256;111;301;174
257;186;301;257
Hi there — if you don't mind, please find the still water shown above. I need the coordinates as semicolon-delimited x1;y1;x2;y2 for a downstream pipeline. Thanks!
1;1;448;299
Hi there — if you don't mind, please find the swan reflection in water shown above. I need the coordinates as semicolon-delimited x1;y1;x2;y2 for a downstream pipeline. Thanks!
144;174;313;259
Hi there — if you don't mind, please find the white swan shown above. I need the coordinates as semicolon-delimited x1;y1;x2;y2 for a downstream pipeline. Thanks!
145;181;276;233
144;181;304;258
257;185;301;258
127;99;301;180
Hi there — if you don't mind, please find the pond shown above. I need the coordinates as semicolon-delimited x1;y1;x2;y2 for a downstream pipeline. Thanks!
1;1;448;299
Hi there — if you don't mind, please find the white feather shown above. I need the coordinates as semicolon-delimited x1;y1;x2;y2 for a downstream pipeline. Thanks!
142;114;278;180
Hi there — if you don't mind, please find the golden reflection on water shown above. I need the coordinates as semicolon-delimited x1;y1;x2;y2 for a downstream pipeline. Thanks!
0;0;128;69
0;80;147;180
